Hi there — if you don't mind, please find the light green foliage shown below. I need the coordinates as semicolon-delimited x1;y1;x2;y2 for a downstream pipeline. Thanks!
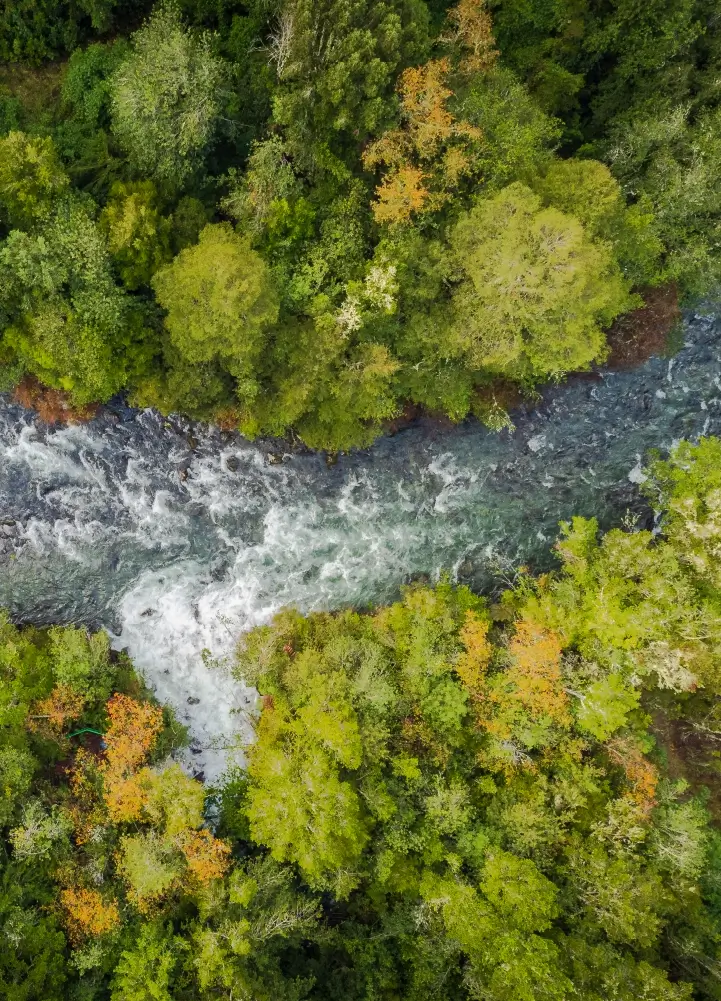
0;132;69;229
118;832;184;902
650;790;710;879
448;183;635;380
0;613;53;731
0;747;36;827
222;136;301;233
648;437;721;589
455;66;561;190
0;197;130;403
421;861;571;1001
567;840;666;947
110;922;180;1001
142;764;205;837
110;3;227;183
99;182;172;289
533;158;664;287
479;849;559;932
190;855;319;996
48;623;114;700
9;801;73;862
151;223;279;398
562;938;694;1001
575;674;640;741
521;515;720;689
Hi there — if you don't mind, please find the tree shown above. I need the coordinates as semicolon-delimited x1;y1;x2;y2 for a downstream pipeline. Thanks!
0;132;68;229
532;158;664;287
48;624;114;701
59;886;120;945
151;223;279;400
99;182;172;289
454;65;560;192
447;183;637;380
110;922;180;1001
0;197;131;404
442;0;498;77
269;0;430;153
101;693;163;822
604;104;721;298
363;58;483;224
110;3;227;184
648;437;721;589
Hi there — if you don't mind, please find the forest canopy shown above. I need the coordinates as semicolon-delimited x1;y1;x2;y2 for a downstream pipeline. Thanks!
6;436;721;999
0;0;717;447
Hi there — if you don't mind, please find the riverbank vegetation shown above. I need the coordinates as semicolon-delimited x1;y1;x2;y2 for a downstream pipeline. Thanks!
0;0;718;447
5;435;721;998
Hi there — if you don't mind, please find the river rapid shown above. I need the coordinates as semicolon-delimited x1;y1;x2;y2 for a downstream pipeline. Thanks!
1;310;720;781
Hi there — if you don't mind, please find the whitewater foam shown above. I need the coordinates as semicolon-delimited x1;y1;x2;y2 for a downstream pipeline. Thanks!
1;311;721;782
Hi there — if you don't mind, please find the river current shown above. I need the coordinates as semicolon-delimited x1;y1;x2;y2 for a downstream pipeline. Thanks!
1;310;720;780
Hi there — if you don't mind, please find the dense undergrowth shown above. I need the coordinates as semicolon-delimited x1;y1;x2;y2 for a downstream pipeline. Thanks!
5;436;721;999
0;0;719;448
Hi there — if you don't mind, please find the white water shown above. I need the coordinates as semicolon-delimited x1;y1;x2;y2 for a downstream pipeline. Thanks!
2;311;720;781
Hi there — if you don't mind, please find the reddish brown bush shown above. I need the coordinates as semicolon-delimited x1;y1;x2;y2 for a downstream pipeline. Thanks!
13;377;98;425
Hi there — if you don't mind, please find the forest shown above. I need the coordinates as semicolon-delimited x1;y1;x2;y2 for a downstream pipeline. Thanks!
3;0;721;997
5;436;721;998
0;0;719;447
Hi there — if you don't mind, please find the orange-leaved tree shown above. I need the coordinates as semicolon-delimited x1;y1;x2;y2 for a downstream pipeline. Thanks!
455;609;493;696
608;736;659;815
362;0;498;225
441;0;498;77
27;683;87;740
101;693;164;822
362;58;482;224
176;827;232;884
59;886;120;945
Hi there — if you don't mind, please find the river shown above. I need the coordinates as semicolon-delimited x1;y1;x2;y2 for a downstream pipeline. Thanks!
1;309;720;781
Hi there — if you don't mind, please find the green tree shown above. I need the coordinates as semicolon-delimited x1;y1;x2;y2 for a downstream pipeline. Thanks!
0;197;131;403
454;65;561;192
110;922;180;1001
270;0;430;154
110;3;228;184
533;158;664;287
151;223;279;402
603;104;721;297
0;133;69;230
447;182;636;380
99;181;172;289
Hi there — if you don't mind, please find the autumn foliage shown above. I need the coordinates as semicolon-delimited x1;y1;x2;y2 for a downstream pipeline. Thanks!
177;827;232;884
101;693;163;822
608;736;659;815
505;619;569;725
455;610;492;695
28;683;87;739
442;0;498;76
363;58;482;224
59;887;120;945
